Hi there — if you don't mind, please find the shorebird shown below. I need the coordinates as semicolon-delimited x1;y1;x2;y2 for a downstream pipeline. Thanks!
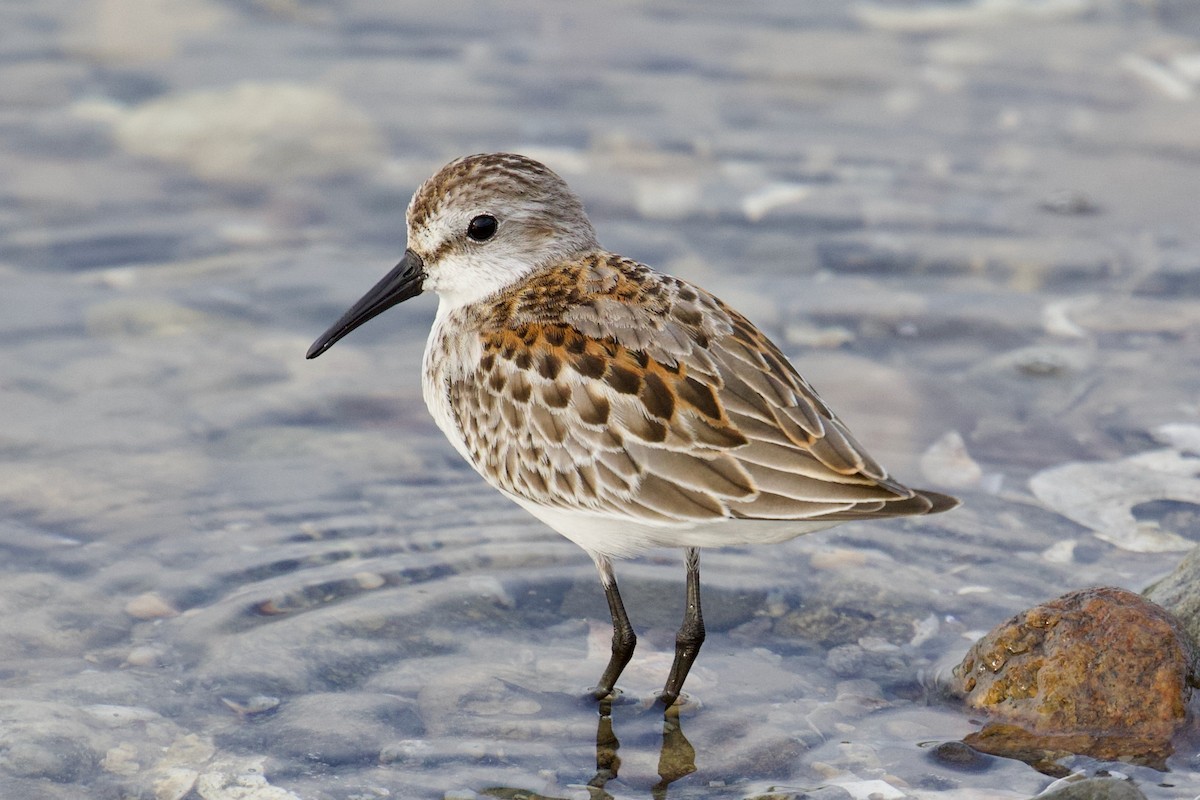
307;153;957;706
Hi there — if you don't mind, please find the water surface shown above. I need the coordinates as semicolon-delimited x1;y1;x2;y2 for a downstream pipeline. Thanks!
2;1;1200;798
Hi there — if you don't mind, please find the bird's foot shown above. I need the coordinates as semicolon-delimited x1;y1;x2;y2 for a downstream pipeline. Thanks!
589;684;617;701
586;685;639;706
655;690;699;714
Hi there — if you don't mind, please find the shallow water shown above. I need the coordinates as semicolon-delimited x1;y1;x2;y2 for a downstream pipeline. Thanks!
2;1;1200;798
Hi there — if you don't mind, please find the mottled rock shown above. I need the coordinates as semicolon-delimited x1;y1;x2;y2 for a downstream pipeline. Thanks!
1144;544;1200;648
1034;776;1148;800
954;587;1196;771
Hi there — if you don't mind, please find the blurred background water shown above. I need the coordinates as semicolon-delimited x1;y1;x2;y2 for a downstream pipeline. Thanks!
2;1;1200;798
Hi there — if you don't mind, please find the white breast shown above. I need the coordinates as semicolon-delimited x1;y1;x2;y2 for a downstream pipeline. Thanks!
421;301;481;465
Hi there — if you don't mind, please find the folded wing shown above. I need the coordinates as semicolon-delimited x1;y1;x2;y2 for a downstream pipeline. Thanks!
447;254;957;525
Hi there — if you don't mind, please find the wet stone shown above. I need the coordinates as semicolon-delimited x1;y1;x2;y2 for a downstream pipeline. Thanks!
953;587;1196;771
1144;544;1200;648
1035;777;1149;800
929;740;993;772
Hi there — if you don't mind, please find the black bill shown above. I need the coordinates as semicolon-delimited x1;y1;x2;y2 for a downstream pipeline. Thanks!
306;249;426;359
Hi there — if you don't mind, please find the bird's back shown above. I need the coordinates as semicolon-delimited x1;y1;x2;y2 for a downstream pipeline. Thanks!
423;251;956;556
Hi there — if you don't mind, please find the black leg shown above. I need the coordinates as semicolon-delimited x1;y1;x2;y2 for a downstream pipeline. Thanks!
660;547;705;706
592;555;637;700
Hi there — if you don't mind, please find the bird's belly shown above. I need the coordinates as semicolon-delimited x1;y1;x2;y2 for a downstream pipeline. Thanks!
509;498;839;560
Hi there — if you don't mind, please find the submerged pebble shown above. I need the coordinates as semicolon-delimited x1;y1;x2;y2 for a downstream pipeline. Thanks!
930;739;991;771
124;592;179;620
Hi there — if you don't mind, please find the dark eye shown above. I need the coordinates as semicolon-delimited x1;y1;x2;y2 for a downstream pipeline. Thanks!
467;214;498;242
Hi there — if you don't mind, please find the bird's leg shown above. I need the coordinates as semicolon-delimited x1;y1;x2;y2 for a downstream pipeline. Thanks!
592;555;637;700
659;547;705;706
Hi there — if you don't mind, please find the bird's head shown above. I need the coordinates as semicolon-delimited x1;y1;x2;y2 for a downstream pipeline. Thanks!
307;153;597;359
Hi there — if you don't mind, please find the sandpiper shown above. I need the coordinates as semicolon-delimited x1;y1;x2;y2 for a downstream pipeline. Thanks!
307;153;957;706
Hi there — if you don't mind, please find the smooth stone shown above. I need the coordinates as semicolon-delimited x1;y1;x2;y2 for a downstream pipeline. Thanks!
124;592;179;620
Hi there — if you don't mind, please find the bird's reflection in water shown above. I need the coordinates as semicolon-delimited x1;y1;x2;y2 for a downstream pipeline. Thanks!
587;699;621;796
651;706;698;798
587;697;697;800
479;698;697;800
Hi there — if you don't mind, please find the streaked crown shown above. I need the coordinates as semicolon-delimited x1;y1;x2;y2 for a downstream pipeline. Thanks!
407;153;600;309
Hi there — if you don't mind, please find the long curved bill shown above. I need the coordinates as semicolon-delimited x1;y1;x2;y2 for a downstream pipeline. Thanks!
306;249;426;359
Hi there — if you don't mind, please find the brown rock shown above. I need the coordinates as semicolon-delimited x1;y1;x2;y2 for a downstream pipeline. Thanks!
953;586;1197;771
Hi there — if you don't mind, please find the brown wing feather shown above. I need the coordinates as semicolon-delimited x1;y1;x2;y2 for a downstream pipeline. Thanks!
446;252;956;525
